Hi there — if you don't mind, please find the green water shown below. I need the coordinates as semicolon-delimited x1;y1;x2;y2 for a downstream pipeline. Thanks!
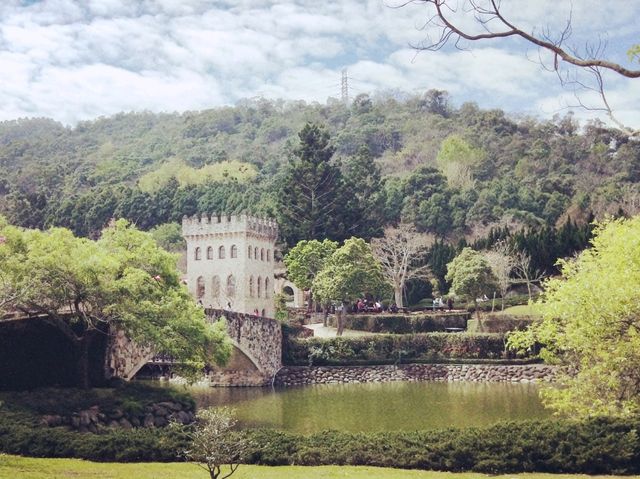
188;381;550;434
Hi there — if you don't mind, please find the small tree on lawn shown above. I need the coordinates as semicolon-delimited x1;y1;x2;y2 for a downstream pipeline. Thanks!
446;247;498;319
371;223;434;309
313;237;385;336
284;239;338;317
183;407;249;479
512;249;546;300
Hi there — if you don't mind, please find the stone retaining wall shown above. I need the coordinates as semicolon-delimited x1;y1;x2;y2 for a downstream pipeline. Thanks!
274;363;556;386
40;400;195;433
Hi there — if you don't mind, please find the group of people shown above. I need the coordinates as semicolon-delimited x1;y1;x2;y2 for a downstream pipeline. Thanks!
433;297;455;311
353;298;383;313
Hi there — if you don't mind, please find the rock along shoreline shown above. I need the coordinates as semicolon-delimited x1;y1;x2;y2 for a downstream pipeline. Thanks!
274;363;556;387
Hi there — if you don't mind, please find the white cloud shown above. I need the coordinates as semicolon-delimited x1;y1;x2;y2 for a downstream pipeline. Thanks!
0;0;637;125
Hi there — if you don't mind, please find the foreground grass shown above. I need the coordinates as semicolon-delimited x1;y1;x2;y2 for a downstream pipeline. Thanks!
0;455;635;479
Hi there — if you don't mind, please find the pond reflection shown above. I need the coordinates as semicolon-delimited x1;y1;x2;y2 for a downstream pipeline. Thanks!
183;381;549;434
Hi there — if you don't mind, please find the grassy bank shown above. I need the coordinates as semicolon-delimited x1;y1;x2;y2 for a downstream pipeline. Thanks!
0;455;632;479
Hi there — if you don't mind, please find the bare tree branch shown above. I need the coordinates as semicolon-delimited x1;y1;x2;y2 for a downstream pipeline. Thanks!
412;0;640;78
371;223;435;308
404;0;639;134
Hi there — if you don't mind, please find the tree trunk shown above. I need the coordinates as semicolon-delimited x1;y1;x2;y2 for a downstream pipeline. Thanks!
308;290;314;313
74;333;94;389
394;285;403;308
336;302;347;336
322;303;329;327
474;299;480;320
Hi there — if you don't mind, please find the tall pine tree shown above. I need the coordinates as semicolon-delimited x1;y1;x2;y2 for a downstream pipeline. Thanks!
276;123;347;248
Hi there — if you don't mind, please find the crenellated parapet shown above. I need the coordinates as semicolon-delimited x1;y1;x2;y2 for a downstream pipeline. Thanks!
182;213;278;240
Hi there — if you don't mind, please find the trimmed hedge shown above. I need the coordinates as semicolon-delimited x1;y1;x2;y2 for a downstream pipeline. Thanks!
467;315;537;334
0;418;189;461
1;414;639;475
327;313;470;334
283;333;514;366
245;417;640;474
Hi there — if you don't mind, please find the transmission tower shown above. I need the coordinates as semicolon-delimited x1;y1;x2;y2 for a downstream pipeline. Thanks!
341;69;349;104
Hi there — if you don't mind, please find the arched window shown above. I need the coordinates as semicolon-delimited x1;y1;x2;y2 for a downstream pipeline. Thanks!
194;247;202;261
249;276;254;297
283;285;294;297
267;250;271;262
248;245;252;259
254;247;258;259
196;276;205;299
226;275;236;297
207;246;213;260
257;276;262;298
219;245;225;259
264;277;270;299
211;276;220;298
260;248;265;261
230;244;237;258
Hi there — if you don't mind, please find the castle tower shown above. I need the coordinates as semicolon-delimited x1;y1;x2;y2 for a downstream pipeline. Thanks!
182;213;278;317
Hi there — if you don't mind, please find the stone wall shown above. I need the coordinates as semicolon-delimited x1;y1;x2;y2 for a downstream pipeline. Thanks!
106;328;154;381
40;399;195;433
274;363;556;386
205;308;282;386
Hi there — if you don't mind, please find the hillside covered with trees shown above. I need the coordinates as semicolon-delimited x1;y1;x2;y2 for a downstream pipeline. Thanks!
1;91;638;277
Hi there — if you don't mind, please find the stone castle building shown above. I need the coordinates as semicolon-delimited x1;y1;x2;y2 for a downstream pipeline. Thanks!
182;213;278;317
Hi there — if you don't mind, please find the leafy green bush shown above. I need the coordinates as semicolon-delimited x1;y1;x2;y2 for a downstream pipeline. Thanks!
1;410;638;474
0;418;189;461
244;417;640;474
327;313;469;333
283;333;515;365
467;316;537;334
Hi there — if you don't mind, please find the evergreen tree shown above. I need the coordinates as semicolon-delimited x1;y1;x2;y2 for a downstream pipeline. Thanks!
275;123;347;247
341;146;385;240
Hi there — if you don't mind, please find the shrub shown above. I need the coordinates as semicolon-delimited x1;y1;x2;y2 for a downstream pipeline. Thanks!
467;316;536;334
283;333;515;365
1;411;638;474
327;313;469;334
243;417;640;474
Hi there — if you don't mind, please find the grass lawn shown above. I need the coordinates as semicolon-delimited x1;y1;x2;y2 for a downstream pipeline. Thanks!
0;455;635;479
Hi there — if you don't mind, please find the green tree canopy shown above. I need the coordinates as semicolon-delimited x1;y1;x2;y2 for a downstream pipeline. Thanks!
275;123;347;247
313;237;386;334
445;247;498;318
436;134;485;190
0;217;230;387
508;217;640;417
284;239;338;311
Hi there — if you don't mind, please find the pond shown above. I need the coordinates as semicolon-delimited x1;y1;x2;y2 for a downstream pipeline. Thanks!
185;381;550;434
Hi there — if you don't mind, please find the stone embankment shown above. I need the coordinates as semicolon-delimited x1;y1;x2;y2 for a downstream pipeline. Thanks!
40;400;195;433
274;364;555;386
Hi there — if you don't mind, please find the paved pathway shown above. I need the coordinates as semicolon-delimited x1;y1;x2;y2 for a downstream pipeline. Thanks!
304;322;377;338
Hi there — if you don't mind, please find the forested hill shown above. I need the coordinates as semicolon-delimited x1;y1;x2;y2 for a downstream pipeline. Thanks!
1;91;638;247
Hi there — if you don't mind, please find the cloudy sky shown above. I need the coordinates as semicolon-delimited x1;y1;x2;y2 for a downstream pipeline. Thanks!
0;0;638;127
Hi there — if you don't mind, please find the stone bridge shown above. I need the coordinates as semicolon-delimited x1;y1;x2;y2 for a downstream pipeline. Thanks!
0;310;281;388
203;309;282;386
111;309;282;386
